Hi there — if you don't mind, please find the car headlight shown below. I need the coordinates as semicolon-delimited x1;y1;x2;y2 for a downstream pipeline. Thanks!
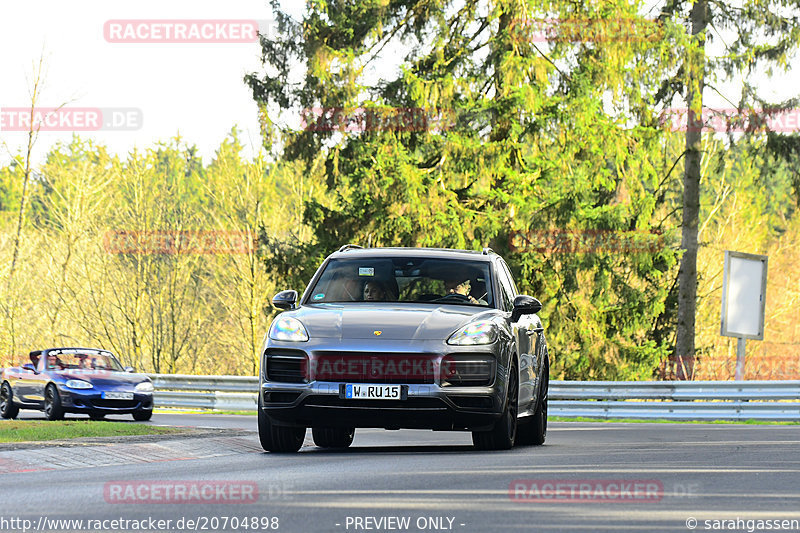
65;379;93;389
447;321;498;345
269;316;309;342
135;381;154;393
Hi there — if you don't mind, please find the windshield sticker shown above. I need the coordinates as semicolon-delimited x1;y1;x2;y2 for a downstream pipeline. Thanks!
313;293;325;300
358;267;375;277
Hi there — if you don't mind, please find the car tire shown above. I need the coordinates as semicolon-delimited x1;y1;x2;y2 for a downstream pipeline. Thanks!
258;395;305;452
44;384;65;421
472;361;518;451
312;427;355;449
132;410;152;421
89;412;106;421
0;382;20;419
517;353;548;446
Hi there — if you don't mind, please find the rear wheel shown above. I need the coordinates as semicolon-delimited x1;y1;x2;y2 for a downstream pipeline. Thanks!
518;353;548;446
258;395;305;452
44;384;65;421
0;382;20;419
472;362;518;450
312;427;355;449
89;412;106;421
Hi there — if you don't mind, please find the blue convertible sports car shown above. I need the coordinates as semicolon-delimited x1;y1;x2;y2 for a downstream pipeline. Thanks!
0;347;154;421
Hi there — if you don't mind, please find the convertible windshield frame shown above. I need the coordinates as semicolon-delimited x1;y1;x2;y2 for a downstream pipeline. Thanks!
45;350;125;372
302;257;496;308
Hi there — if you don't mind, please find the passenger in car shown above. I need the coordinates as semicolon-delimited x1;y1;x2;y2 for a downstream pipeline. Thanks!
363;280;396;301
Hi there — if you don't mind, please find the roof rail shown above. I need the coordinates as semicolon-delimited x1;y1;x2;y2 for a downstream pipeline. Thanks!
482;247;495;255
338;244;364;252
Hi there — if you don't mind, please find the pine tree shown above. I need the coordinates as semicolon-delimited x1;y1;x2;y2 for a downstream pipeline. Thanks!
246;0;685;379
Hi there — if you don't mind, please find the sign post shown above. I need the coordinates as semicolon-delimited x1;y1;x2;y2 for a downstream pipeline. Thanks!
720;251;768;380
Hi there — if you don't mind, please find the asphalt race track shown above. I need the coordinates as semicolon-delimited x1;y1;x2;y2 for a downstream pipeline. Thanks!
2;413;800;533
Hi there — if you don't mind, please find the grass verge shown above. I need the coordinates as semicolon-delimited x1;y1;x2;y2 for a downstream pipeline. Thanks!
549;416;800;425
0;420;186;443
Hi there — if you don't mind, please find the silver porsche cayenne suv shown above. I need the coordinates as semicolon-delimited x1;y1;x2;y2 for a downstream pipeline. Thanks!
258;246;549;452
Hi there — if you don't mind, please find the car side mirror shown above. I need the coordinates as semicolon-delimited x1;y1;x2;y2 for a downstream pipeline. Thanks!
272;290;298;310
21;363;38;373
124;366;135;373
511;295;542;321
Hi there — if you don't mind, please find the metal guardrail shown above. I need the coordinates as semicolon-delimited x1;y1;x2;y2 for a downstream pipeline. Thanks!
149;375;800;421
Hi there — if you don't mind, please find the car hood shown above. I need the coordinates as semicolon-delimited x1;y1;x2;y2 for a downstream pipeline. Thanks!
53;370;150;387
286;303;495;340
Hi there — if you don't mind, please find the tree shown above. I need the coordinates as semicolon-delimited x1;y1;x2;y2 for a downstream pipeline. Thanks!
204;131;278;374
656;0;800;379
247;0;683;379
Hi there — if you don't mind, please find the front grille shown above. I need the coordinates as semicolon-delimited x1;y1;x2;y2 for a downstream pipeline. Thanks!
91;399;139;409
311;352;437;384
265;349;308;383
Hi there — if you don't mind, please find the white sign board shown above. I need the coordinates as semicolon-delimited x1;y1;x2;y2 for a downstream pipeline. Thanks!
720;251;767;340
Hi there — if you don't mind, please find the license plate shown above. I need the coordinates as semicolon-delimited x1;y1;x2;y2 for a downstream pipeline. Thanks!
102;391;134;400
344;384;403;400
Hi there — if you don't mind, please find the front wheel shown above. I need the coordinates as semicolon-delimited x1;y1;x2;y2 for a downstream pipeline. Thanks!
44;384;65;421
472;362;518;450
258;397;305;453
132;410;152;421
312;427;355;448
0;382;20;419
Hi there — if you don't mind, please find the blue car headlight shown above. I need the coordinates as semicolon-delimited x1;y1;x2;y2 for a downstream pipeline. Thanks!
65;379;93;389
447;321;498;345
135;382;154;393
269;316;309;342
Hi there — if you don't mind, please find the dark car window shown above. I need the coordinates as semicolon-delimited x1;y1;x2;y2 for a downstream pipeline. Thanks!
306;257;494;307
496;260;517;312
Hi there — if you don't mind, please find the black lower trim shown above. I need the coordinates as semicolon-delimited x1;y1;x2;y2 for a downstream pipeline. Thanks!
264;394;500;431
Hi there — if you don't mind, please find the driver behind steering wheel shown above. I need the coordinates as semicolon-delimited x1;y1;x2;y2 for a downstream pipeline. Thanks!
443;278;482;305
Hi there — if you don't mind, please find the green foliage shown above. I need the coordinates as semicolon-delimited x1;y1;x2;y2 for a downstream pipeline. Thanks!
247;0;689;379
0;131;312;375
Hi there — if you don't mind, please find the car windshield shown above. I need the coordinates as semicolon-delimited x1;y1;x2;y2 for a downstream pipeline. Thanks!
46;351;125;371
306;257;494;307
